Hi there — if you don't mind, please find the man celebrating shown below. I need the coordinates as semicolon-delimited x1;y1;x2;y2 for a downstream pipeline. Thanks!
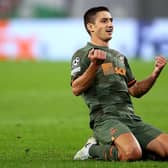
71;6;168;161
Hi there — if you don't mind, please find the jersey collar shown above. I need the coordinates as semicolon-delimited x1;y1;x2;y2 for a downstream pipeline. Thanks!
87;42;109;50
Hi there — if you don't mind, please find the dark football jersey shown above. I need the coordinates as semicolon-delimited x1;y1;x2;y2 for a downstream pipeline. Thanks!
71;42;139;128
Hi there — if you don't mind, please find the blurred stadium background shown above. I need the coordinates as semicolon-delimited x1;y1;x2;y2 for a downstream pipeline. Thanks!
1;0;168;61
0;1;168;167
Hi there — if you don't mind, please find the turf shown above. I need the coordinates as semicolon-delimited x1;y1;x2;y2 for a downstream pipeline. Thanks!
0;60;167;168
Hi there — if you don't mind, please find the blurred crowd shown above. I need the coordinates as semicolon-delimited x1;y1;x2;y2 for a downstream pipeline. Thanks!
0;0;168;19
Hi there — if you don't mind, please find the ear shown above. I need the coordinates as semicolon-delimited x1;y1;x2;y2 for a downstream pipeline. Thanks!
87;23;95;33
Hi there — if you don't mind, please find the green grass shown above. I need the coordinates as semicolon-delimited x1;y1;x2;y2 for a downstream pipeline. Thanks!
0;60;167;168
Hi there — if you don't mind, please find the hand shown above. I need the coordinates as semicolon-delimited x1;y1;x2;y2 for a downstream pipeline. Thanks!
88;49;106;65
153;56;167;77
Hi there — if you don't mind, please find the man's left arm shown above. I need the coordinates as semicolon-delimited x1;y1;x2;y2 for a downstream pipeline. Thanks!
128;56;167;98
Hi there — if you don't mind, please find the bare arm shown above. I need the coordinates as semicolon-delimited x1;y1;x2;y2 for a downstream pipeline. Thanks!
72;49;106;96
129;56;167;98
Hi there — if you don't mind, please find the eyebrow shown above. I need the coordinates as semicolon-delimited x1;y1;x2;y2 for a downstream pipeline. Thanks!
100;17;113;21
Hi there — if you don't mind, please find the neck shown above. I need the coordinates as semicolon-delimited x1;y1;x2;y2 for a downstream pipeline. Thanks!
90;38;109;47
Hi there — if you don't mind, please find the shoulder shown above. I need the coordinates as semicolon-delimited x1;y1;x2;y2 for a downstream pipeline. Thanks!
71;45;91;65
72;45;91;58
108;48;128;62
71;45;91;68
109;48;126;58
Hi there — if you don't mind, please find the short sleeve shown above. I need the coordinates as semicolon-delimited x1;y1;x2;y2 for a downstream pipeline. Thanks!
70;50;90;82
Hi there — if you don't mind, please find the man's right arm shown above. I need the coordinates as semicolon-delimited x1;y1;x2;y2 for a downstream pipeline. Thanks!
71;62;99;96
71;49;106;96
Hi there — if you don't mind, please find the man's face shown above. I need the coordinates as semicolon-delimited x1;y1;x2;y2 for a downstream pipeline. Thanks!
88;11;114;42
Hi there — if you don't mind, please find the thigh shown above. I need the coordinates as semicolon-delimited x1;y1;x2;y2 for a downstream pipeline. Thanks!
93;118;131;144
93;118;142;160
132;121;162;149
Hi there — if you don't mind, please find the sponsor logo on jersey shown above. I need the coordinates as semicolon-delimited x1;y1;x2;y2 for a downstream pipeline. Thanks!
102;63;126;76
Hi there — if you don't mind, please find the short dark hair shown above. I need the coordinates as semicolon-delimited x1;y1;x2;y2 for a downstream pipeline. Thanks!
84;6;110;35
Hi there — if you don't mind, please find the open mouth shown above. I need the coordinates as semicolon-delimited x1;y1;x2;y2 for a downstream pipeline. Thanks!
106;29;113;33
106;29;113;35
106;29;112;32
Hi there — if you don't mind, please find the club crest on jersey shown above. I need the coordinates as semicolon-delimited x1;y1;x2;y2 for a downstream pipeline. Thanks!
119;55;124;64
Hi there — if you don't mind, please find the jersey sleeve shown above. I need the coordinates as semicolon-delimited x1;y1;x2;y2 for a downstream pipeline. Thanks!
124;57;136;87
70;50;90;82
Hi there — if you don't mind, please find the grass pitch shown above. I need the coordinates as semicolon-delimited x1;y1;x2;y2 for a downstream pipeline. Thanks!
0;60;167;168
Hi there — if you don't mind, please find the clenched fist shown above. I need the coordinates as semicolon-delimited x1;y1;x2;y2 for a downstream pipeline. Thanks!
88;48;106;65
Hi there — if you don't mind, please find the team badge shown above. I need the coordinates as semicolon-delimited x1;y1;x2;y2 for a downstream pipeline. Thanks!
119;55;124;64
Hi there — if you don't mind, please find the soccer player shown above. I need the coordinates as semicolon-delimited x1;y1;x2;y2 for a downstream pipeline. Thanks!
70;6;168;161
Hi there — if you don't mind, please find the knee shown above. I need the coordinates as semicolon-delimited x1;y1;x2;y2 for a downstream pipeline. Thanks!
160;143;168;157
159;148;168;158
125;147;142;161
119;147;142;161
